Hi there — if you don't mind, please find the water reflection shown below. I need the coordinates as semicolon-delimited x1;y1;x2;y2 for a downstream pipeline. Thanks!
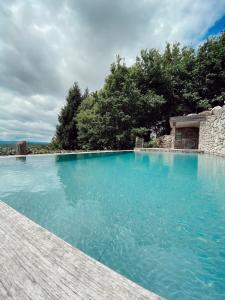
198;154;225;184
16;156;26;162
134;151;199;178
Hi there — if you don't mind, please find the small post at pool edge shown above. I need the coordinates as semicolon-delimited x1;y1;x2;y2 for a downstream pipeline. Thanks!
16;141;27;155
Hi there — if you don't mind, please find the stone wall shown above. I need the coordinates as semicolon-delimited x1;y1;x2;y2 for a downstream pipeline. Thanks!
199;105;225;155
156;135;172;148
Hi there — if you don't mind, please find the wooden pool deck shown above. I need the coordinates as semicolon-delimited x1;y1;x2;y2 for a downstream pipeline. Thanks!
0;201;162;300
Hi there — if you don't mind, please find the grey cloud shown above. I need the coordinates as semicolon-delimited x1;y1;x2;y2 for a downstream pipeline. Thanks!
72;0;152;44
0;3;65;97
0;0;225;141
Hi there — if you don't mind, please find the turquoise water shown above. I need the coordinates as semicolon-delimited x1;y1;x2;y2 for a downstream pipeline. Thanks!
0;151;225;300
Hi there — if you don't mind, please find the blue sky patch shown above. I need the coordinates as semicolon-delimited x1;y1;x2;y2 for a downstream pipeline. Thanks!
204;14;225;39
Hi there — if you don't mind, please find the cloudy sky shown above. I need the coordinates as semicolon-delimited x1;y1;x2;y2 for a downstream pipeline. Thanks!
0;0;225;142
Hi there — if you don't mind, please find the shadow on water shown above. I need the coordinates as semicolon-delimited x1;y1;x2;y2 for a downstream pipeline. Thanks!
16;156;26;163
55;151;131;163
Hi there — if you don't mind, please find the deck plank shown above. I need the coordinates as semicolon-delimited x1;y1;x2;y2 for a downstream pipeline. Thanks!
0;201;162;300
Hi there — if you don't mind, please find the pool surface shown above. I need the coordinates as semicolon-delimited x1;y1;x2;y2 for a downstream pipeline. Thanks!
0;151;225;300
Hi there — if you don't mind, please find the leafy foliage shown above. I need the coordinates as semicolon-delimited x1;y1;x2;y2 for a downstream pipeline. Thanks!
53;83;88;149
54;31;225;150
77;58;165;150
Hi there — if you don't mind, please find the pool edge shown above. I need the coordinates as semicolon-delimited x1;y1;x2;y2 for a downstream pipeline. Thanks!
0;149;133;159
0;200;163;300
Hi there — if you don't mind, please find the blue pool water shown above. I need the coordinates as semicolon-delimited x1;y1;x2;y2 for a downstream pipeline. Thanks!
0;151;225;300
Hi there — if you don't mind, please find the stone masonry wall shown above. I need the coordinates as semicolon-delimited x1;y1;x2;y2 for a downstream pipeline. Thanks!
156;135;172;148
199;105;225;155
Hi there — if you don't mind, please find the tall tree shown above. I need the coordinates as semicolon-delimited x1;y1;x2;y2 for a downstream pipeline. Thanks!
54;82;87;149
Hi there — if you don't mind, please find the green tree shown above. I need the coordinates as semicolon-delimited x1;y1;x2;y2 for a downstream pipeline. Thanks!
196;31;225;107
53;82;88;149
77;59;165;150
54;30;225;150
76;94;103;150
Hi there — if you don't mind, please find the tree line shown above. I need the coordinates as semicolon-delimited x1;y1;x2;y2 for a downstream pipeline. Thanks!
52;30;225;150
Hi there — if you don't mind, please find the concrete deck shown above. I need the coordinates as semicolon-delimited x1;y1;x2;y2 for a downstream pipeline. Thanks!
0;201;162;300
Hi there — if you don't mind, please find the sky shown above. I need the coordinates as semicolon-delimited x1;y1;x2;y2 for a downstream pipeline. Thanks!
0;0;225;142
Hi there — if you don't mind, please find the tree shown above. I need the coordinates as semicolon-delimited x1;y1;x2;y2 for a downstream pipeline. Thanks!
54;30;225;150
77;60;165;150
196;31;225;107
53;82;88;150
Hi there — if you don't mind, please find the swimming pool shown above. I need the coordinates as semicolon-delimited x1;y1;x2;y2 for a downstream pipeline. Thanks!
0;151;225;300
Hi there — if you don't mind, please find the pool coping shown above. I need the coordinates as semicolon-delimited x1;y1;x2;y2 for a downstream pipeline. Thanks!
1;148;225;159
136;148;225;157
135;147;204;154
0;201;162;300
0;149;133;159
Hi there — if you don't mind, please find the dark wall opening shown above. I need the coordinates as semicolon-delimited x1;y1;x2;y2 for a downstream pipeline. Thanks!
174;127;199;149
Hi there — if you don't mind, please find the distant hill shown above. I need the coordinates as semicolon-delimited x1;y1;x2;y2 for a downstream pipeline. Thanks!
0;141;49;145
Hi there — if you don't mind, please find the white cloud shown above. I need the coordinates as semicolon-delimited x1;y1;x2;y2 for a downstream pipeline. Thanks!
0;0;225;141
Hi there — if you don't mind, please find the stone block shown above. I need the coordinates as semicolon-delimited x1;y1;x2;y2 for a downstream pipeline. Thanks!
16;141;27;155
198;110;212;116
156;135;172;148
212;106;222;115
